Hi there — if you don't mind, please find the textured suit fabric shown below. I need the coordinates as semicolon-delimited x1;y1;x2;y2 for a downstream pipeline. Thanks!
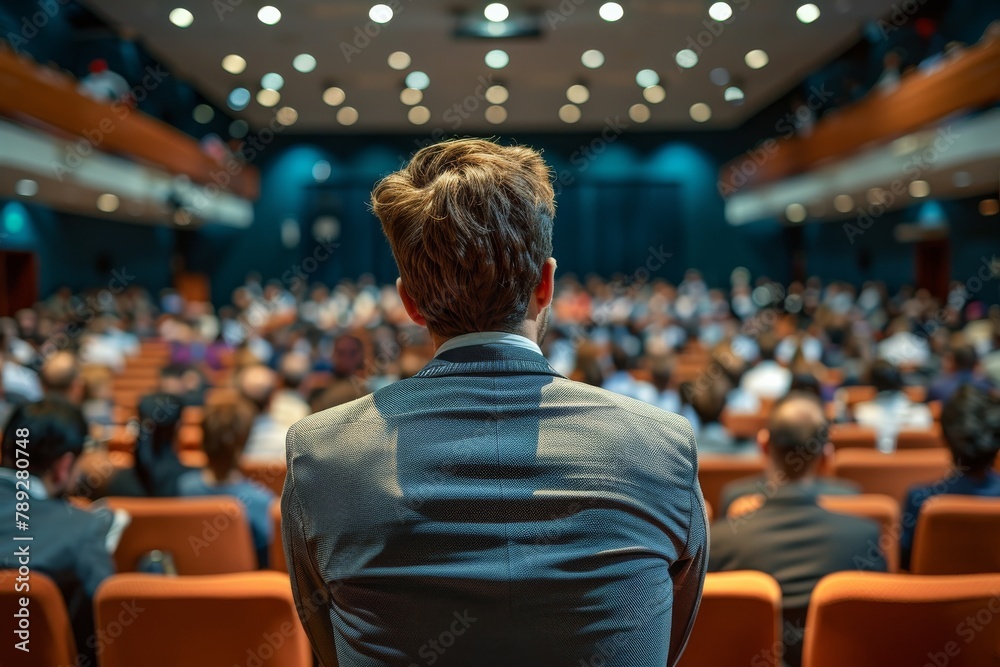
282;343;708;667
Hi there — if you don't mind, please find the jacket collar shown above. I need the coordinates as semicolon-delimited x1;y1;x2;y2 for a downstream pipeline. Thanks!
414;343;564;379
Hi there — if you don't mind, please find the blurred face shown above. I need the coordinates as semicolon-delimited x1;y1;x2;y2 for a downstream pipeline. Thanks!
334;339;365;376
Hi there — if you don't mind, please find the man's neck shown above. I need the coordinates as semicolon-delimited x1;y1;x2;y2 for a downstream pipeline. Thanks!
431;322;539;352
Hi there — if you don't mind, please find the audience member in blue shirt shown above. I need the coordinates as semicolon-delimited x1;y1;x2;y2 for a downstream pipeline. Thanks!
176;399;276;567
928;345;994;402
900;385;1000;569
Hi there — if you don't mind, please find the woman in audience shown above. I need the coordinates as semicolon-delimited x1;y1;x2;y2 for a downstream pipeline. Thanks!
176;400;276;567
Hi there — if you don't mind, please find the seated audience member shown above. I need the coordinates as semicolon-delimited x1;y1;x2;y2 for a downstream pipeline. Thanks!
681;372;738;453
709;393;885;667
0;399;124;663
738;332;792;400
159;363;206;406
877;317;930;368
900;386;1000;569
39;350;83;403
1;333;42;402
853;360;932;435
238;364;288;460
650;355;682;414
928;345;993;403
332;333;368;382
177;400;275;567
602;345;657;403
271;351;311;428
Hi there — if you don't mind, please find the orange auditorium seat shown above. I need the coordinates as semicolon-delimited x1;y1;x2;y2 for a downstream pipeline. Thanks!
101;496;257;573
177;424;203;450
828;424;876;451
721;410;768;441
95;572;310;667
895;427;945;450
240;459;288;497
0;570;77;667
803;572;1000;667
270;502;286;573
911;496;1000;575
831;448;952;504
698;455;767;510
837;385;876;407
676;571;781;667
181;405;204;425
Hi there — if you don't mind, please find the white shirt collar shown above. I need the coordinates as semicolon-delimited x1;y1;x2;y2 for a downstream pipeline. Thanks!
434;331;543;358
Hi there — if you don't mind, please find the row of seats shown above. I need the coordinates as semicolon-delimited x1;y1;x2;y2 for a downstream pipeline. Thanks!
6;568;1000;667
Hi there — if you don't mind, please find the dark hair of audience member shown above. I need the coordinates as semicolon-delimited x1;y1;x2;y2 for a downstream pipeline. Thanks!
868;359;903;393
789;373;822;398
201;400;255;482
650;355;673;393
680;369;730;426
766;391;829;481
1;398;87;478
950;345;978;373
940;385;1000;475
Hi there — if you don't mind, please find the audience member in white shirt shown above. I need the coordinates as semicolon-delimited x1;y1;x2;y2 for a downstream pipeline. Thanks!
738;333;792;401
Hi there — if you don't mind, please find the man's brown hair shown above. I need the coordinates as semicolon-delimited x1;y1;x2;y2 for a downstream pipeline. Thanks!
201;400;255;482
371;138;555;337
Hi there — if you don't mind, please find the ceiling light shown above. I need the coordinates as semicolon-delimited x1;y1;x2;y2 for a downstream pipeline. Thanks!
369;4;393;23
97;194;120;213
908;180;930;198
785;203;806;222
257;6;281;24
276;107;298;126
387;51;411;70
708;2;733;21
14;179;37;197
796;3;820;23
169;8;193;27
675;49;698;68
485;105;507;124
635;69;659;87
485;85;508;104
833;194;854;213
980;199;1000;216
866;188;886;205
221;54;246;74
484;3;509;21
628;103;650;123
689;102;711;122
710;67;730;85
192;104;214;123
323;86;345;106
407;106;430;125
724;86;745;104
581;49;605;69
558;104;581;123
745;49;769;69
261;73;284;91
485;49;509;69
336;106;358;125
256;89;280;107
229;119;249;138
312;161;331;182
566;84;589;104
952;171;972;188
405;71;430;90
598;2;624;21
227;87;251;110
293;54;316;73
642;85;666;104
400;88;422;105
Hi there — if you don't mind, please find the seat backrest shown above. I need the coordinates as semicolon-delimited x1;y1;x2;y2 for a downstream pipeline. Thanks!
911;495;1000;575
895;427;945;450
721;411;768;440
803;572;1000;667
828;424;876;451
831;448;952;504
103;496;257;574
270;501;287;573
240;459;288;497
838;385;877;406
0;570;77;667
698;456;767;510
676;571;782;667
95;572;311;667
818;494;900;573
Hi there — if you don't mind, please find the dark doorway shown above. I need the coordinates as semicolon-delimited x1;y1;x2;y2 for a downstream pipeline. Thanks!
0;251;38;316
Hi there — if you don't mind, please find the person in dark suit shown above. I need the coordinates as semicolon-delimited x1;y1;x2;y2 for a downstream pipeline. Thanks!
0;399;125;665
709;392;886;667
282;139;708;667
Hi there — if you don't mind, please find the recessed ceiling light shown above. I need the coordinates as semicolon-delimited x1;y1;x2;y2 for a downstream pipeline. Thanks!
256;89;280;107
221;54;246;74
293;54;316;73
485;85;509;104
708;2;733;21
407;106;430;125
97;193;120;213
796;3;820;23
724;86;745;104
399;88;422;105
628;103;650;123
710;67;730;85
229;119;249;138
643;85;666;104
370;4;393;23
675;49;698;68
257;6;281;25
484;3;509;21
261;73;284;91
193;104;214;123
485;105;507;123
566;84;589;104
689;102;711;122
14;179;38;197
635;69;659;87
485;49;509;69
227;87;251;110
405;71;430;90
599;2;624;21
952;171;972;188
169;8;193;27
387;51;411;70
322;86;345;106
275;107;298;126
558;104;581;123
980;199;1000;216
745;49;769;69
337;106;358;125
908;180;930;198
581;49;605;69
785;203;806;222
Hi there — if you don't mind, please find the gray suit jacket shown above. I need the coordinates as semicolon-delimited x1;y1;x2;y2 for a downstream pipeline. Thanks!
282;343;707;667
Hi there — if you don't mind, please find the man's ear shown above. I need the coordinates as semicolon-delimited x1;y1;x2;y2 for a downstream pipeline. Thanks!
48;451;76;491
396;278;427;327
534;257;557;312
757;429;770;457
